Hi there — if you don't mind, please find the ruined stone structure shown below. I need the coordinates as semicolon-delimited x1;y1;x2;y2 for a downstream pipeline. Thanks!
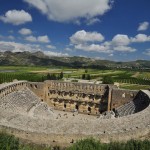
0;80;150;147
28;81;112;115
27;80;143;115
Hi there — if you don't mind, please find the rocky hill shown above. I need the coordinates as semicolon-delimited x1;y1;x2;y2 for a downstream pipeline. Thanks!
0;51;150;69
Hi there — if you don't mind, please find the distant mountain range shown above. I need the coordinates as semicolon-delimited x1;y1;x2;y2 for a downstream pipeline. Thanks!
0;51;150;69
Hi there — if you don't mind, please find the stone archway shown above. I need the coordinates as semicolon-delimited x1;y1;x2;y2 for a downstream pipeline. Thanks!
88;106;91;113
64;103;67;109
75;104;79;111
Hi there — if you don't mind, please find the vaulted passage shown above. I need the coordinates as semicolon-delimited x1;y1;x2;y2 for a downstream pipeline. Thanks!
75;104;79;110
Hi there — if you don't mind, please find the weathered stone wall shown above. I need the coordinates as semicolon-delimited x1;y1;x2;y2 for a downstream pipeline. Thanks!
26;80;142;115
45;80;110;115
26;81;111;115
27;82;45;101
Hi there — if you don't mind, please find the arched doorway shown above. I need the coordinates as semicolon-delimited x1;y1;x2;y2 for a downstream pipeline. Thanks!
75;104;79;111
64;103;67;109
88;107;91;112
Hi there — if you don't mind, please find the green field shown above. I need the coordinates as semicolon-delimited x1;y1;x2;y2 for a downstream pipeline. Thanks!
0;66;149;90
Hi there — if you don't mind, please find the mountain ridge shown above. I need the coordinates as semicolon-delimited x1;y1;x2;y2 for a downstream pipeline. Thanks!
0;51;150;69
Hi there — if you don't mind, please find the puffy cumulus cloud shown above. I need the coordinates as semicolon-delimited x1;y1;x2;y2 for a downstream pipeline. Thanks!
112;34;130;46
25;35;50;43
46;44;56;49
75;43;111;53
65;47;72;51
70;30;112;53
113;46;136;52
24;0;113;24
0;41;40;52
70;31;147;54
0;41;68;57
37;35;50;43
0;10;32;25
25;35;37;42
138;21;149;31
70;30;104;44
19;28;32;35
131;34;150;43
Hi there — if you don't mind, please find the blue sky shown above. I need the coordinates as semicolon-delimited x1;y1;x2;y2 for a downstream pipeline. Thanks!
0;0;150;61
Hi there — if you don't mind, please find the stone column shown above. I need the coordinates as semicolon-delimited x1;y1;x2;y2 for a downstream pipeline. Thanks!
107;88;112;111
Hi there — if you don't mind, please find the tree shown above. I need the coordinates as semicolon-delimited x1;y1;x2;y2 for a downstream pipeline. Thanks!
85;69;88;73
59;72;63;79
86;74;91;80
102;76;114;84
82;74;86;79
47;73;51;80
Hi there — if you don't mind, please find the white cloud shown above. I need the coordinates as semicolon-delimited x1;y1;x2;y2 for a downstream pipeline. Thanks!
24;0;113;24
25;35;50;43
138;21;149;31
131;34;150;43
75;43;111;53
109;53;113;57
113;46;136;52
69;31;139;54
46;45;56;49
112;34;130;46
70;30;104;44
0;10;32;25
143;49;150;56
70;30;111;53
19;28;32;35
65;47;72;51
43;51;69;57
0;41;39;52
0;41;68;57
69;30;150;54
37;35;50;43
86;18;100;26
25;35;37;42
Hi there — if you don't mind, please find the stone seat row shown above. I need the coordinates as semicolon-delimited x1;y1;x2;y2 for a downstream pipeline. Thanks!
116;97;149;117
0;88;39;114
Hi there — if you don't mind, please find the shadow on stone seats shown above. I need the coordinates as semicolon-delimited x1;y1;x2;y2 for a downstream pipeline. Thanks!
133;91;150;113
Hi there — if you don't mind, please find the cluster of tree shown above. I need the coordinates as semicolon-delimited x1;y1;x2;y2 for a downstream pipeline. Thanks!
0;72;64;84
46;72;63;80
0;73;46;83
1;132;150;150
67;138;150;150
0;132;52;150
102;76;114;84
82;74;91;80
